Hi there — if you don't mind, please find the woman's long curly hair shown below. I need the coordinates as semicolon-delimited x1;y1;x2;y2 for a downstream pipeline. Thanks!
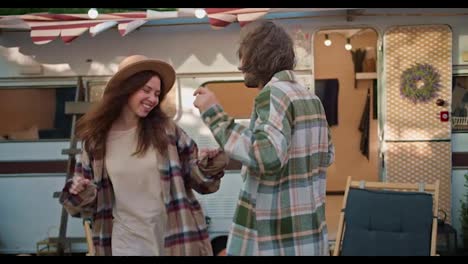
237;20;296;87
76;70;170;160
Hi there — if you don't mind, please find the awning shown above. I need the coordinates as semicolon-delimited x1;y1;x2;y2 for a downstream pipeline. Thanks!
0;8;272;45
0;10;188;45
0;8;365;45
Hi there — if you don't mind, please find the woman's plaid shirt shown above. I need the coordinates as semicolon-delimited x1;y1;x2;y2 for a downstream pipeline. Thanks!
59;123;224;256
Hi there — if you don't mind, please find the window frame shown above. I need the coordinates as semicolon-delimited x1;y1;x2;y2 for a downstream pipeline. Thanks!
452;71;468;133
0;77;79;143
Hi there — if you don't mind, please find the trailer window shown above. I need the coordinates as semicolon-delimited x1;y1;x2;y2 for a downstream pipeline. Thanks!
0;87;75;141
202;81;259;119
452;76;468;131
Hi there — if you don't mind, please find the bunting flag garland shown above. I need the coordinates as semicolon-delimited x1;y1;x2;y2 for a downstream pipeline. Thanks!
0;10;185;45
205;8;270;29
0;8;272;45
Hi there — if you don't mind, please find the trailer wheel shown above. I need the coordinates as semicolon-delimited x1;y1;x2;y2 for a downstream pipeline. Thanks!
211;236;228;256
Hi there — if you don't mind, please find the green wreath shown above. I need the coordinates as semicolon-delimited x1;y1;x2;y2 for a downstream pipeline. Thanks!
400;63;441;103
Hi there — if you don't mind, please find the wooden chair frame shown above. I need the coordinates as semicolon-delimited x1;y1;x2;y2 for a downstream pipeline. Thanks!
332;176;440;256
83;219;95;256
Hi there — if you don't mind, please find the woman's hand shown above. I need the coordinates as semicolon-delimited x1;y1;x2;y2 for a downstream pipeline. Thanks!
198;148;230;177
199;148;223;159
69;176;91;195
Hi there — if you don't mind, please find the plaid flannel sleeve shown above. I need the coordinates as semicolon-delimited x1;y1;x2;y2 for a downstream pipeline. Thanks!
201;86;291;176
326;127;335;166
175;125;224;194
59;147;97;219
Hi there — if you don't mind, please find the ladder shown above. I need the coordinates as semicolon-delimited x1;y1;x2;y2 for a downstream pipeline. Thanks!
53;77;94;255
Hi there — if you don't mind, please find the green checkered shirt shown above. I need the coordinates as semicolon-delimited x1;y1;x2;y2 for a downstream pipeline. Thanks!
201;70;335;255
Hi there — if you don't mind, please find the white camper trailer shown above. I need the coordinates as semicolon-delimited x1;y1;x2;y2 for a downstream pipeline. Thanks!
0;8;467;255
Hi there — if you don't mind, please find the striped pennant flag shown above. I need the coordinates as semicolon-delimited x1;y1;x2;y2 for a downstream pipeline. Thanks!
0;8;271;44
205;8;270;29
0;16;30;29
0;10;192;45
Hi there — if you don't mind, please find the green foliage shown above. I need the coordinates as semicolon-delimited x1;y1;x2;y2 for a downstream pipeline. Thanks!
461;173;468;248
0;8;176;16
400;63;441;103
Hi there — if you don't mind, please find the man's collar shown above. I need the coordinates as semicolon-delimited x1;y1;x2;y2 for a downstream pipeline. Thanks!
270;70;296;83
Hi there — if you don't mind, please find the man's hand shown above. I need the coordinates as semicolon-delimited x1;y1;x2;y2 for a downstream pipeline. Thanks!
193;86;220;114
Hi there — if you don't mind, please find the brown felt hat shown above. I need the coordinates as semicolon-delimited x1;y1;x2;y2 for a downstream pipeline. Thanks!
105;55;176;97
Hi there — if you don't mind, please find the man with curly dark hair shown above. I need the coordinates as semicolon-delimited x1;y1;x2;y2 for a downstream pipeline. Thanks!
193;20;335;256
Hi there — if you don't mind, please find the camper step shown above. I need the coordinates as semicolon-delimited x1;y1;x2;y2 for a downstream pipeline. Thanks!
62;148;81;155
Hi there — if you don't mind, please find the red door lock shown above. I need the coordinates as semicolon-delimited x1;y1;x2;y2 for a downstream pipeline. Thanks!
440;111;449;122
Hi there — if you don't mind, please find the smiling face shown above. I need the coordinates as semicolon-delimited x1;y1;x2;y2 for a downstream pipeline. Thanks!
124;75;162;119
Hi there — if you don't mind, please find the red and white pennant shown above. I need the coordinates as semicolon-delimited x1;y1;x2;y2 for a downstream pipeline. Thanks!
0;9;194;45
0;8;271;45
205;8;270;29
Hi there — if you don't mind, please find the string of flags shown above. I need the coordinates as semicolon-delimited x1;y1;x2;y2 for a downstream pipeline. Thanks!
0;8;271;45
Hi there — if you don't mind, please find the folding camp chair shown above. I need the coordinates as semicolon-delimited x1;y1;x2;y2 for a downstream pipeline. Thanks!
333;176;439;256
